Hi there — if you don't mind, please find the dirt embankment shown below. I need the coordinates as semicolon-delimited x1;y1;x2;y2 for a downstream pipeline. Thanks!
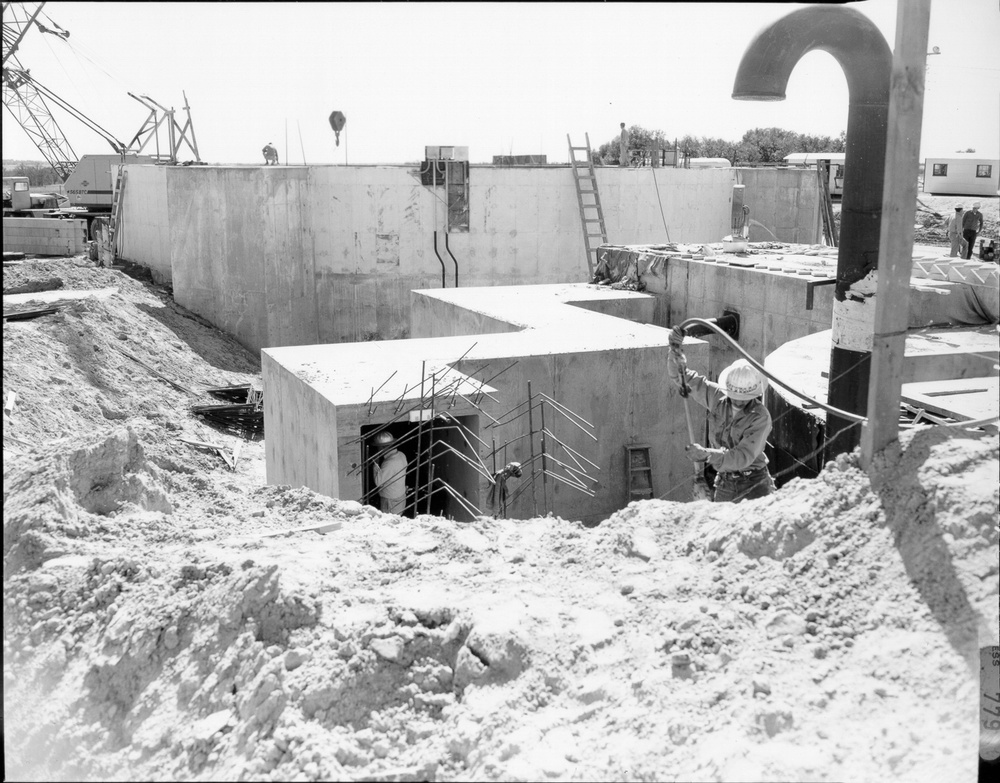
3;256;998;782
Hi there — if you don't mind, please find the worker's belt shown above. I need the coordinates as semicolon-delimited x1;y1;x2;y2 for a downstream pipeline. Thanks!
718;466;769;479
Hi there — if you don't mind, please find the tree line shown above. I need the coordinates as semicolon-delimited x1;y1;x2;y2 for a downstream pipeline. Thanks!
2;162;63;187
595;126;847;166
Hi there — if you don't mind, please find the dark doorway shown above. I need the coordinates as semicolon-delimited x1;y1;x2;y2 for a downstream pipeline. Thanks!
361;414;481;520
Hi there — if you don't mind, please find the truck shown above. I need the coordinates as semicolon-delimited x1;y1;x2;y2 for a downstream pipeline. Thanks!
2;176;63;216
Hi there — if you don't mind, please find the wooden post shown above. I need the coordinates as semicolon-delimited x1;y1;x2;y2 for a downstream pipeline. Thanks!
860;0;931;468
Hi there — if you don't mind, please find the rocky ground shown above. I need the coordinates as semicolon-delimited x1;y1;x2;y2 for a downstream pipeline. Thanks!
3;253;998;782
834;193;999;251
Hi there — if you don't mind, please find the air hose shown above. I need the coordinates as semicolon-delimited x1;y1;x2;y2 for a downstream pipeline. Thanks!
678;317;999;431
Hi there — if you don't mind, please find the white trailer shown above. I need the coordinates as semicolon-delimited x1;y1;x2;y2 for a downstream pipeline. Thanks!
923;156;999;196
784;152;846;197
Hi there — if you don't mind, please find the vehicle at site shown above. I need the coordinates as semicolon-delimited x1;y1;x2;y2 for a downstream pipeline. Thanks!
2;175;63;216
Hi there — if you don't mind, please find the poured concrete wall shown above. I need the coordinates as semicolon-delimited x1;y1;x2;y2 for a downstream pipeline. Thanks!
116;163;817;353
3;217;87;256
736;167;822;244
116;165;171;283
263;285;711;525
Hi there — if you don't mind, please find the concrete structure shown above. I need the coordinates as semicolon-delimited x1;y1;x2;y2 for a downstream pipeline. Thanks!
766;325;999;476
2;217;87;256
263;284;710;525
116;163;821;352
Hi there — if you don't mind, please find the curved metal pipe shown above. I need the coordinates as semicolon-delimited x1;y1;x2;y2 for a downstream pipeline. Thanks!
731;5;892;454
433;231;446;288
444;232;459;287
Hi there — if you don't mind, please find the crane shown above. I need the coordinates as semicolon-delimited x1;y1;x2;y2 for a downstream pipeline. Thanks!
2;1;127;181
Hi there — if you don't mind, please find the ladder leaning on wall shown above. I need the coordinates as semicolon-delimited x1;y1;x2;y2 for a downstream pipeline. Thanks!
567;133;608;279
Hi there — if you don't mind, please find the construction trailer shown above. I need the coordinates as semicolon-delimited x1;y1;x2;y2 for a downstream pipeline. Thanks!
922;156;999;196
784;152;846;197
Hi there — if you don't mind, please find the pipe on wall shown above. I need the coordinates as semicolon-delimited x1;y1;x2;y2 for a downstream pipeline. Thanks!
732;5;892;456
444;232;460;288
432;231;447;288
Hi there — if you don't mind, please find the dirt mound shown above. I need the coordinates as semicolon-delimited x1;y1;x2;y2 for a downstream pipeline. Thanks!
4;255;998;782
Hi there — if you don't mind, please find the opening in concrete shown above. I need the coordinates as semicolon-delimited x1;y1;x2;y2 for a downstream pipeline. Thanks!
361;415;480;521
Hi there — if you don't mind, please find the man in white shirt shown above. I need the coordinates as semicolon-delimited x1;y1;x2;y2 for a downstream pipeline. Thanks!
948;206;967;258
373;431;408;515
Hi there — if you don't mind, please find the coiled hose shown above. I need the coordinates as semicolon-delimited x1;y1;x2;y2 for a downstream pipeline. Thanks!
678;317;999;431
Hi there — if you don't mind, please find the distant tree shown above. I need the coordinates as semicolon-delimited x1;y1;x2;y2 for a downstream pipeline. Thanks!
590;125;847;166
956;147;976;153
595;125;670;165
2;162;61;187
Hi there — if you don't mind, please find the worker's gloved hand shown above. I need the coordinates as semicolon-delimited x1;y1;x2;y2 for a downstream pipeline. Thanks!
684;443;711;462
668;326;685;353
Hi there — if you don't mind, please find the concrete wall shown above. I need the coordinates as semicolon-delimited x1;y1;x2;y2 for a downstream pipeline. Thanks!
262;285;712;526
116;163;828;352
117;165;171;283
3;217;87;256
736;167;822;244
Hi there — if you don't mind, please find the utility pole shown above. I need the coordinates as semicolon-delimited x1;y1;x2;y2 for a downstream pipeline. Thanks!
861;0;931;467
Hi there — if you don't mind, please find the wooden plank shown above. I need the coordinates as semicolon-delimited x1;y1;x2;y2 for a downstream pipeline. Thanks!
257;521;343;539
901;376;999;422
861;0;931;467
116;346;197;396
4;391;16;416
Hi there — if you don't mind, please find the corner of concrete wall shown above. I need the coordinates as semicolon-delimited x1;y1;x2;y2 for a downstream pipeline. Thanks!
118;165;171;283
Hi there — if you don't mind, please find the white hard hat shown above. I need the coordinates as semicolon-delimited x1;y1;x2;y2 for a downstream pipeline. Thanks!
375;431;394;446
718;359;767;401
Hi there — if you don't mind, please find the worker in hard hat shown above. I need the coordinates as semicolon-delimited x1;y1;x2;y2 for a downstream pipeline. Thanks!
489;461;523;518
262;143;278;165
372;431;408;515
667;326;775;503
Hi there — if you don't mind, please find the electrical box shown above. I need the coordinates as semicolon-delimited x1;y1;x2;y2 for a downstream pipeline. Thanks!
424;146;469;162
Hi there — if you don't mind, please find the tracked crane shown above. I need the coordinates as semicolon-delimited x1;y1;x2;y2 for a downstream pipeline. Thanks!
2;0;200;222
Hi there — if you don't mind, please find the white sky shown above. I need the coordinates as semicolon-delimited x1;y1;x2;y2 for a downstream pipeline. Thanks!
3;1;998;167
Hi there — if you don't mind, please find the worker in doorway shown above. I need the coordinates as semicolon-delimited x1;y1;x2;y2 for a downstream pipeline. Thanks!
373;431;408;515
962;201;983;260
262;143;279;165
667;326;775;503
948;206;967;258
618;123;630;167
489;461;522;518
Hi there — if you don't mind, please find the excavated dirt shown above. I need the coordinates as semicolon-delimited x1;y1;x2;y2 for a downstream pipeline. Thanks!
3;255;998;782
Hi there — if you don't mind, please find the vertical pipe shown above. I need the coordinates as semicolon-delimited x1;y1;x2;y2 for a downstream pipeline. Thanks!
527;381;538;517
539;399;548;514
414;361;425;518
425;374;436;515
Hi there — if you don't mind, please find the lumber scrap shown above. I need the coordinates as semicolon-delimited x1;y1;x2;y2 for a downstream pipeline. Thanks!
3;305;59;321
256;521;343;538
116;346;197;396
4;391;16;417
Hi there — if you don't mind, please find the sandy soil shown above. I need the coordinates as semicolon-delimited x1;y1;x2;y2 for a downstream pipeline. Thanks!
3;255;998;782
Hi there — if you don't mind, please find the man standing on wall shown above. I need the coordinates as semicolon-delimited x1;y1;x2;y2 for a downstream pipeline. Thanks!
373;431;408;515
262;143;279;165
619;123;630;167
962;201;983;259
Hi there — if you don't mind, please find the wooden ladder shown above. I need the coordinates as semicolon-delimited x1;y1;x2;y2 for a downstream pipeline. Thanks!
626;444;654;501
108;166;128;259
568;133;607;278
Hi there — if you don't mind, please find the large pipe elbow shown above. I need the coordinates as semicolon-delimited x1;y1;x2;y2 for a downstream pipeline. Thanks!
732;5;891;106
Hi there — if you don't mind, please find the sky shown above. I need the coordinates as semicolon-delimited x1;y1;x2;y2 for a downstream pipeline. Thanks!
3;1;998;168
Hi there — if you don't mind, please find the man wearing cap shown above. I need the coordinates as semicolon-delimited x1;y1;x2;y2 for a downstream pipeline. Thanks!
667;326;775;503
962;201;983;260
948;205;967;258
373;431;409;515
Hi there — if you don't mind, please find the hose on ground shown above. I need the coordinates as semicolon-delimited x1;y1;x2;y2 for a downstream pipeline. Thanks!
678;317;999;431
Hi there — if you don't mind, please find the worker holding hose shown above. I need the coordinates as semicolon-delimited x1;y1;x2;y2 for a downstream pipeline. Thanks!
667;326;775;502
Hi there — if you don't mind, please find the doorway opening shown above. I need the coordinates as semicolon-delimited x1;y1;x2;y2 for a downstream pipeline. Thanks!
361;414;481;520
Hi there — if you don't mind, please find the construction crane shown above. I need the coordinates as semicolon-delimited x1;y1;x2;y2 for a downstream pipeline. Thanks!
1;1;127;180
2;1;200;222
